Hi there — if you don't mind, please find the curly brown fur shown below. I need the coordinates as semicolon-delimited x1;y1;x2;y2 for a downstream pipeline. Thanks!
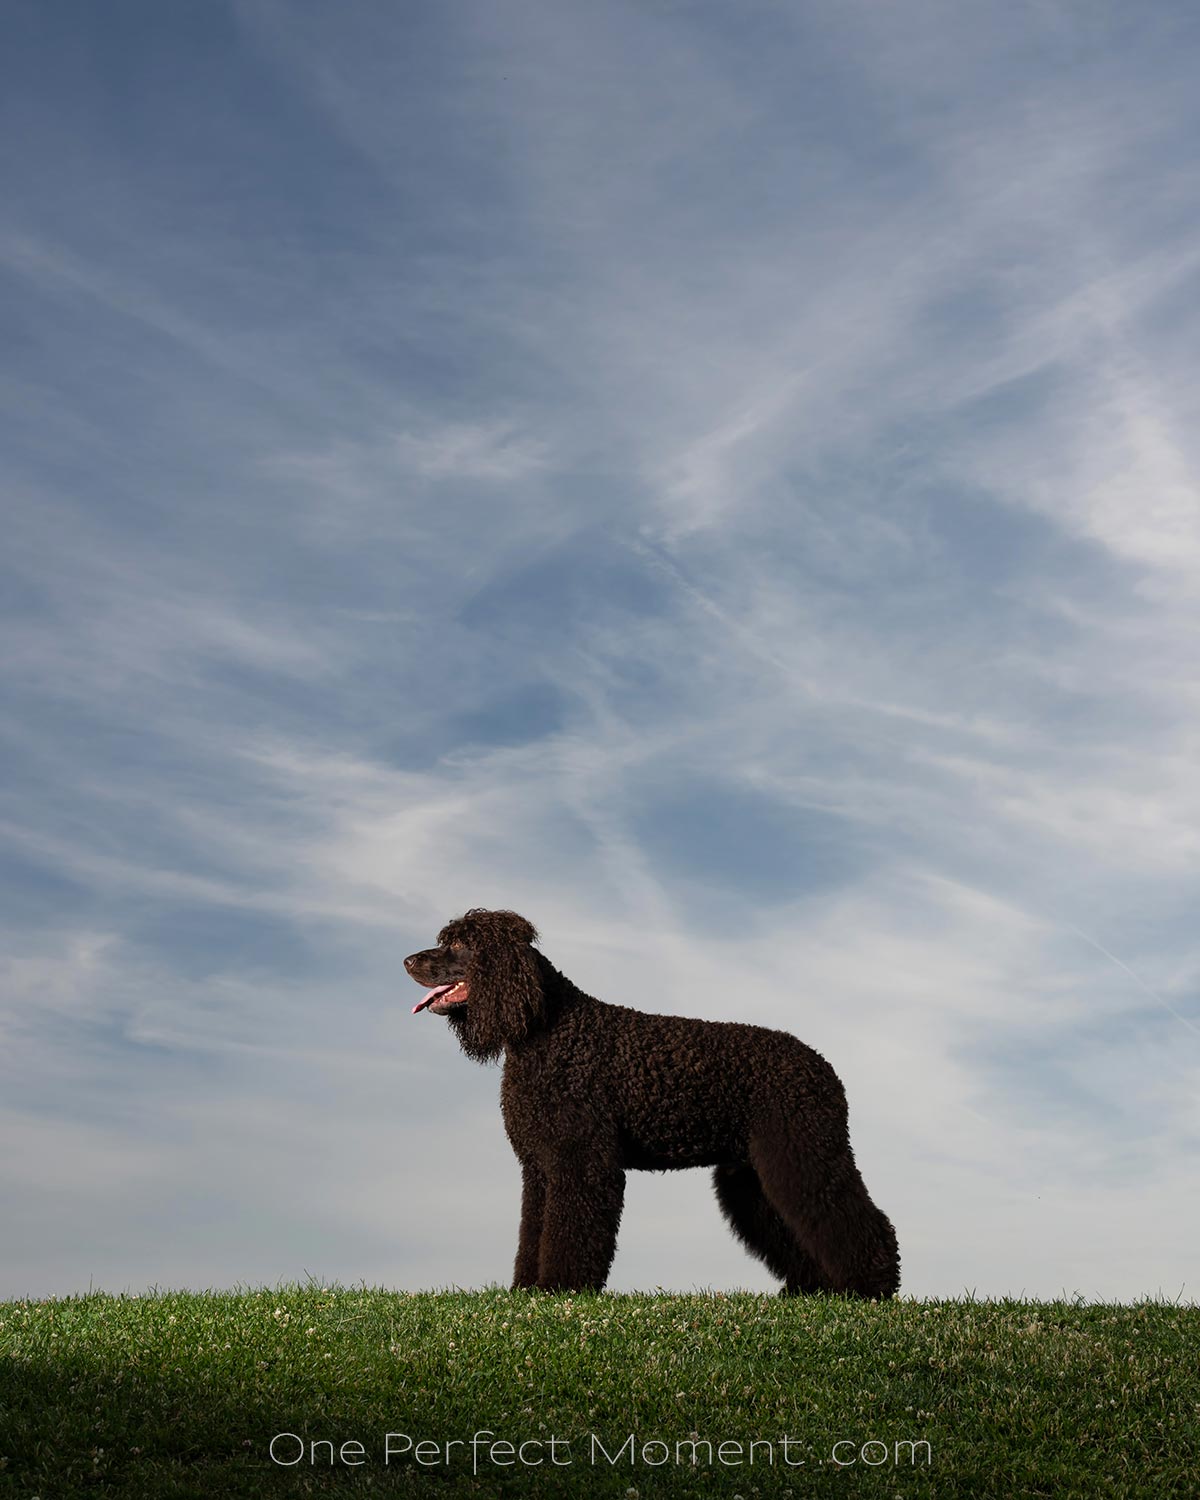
406;908;900;1298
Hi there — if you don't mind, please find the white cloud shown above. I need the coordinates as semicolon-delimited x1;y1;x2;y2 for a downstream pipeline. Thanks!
2;0;1198;1303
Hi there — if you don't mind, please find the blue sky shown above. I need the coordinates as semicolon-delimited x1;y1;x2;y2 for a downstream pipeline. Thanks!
2;0;1199;1302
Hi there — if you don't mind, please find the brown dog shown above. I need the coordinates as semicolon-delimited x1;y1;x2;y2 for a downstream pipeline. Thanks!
407;907;899;1296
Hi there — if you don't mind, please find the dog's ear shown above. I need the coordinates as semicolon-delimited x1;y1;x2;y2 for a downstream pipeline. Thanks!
461;909;546;1058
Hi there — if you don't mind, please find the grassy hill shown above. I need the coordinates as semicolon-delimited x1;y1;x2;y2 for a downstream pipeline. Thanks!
1;1286;1196;1497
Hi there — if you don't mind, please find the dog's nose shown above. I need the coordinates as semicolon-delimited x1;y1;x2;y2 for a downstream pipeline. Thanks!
404;954;415;972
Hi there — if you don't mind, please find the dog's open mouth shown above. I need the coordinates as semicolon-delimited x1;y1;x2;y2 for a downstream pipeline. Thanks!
412;981;470;1015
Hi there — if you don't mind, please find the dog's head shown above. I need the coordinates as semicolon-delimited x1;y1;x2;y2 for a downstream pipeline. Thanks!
405;908;546;1062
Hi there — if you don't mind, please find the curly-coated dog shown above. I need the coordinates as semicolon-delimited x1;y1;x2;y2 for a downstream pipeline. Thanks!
407;908;899;1297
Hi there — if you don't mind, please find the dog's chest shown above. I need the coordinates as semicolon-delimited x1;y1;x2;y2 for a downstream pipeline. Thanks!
500;1036;604;1152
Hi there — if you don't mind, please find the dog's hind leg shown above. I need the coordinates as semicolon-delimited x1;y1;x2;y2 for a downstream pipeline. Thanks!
749;1139;900;1300
713;1163;829;1293
537;1153;626;1292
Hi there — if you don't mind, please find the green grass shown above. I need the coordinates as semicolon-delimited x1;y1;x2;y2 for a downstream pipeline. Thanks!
1;1286;1196;1497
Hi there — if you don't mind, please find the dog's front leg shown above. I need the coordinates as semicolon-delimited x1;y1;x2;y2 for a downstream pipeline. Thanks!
512;1159;546;1289
537;1158;626;1292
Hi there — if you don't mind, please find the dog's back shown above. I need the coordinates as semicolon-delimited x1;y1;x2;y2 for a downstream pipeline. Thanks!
502;990;847;1172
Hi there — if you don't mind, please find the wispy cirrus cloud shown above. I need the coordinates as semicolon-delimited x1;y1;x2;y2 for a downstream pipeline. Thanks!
1;0;1197;1301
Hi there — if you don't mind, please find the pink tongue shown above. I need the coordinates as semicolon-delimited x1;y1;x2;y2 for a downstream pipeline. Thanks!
412;984;453;1014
